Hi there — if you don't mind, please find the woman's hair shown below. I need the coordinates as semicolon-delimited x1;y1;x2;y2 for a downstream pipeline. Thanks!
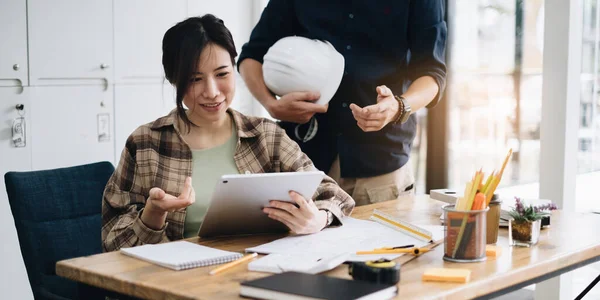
162;14;237;131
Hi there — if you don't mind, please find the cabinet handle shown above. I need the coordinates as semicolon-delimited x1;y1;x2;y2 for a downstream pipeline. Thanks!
100;63;110;69
13;64;19;71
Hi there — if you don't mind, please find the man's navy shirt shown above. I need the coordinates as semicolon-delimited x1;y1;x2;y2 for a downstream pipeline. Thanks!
238;0;447;178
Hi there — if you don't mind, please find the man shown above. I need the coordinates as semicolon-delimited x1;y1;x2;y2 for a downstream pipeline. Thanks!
238;0;447;205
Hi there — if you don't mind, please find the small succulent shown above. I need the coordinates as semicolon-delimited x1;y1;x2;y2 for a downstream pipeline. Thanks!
509;197;557;222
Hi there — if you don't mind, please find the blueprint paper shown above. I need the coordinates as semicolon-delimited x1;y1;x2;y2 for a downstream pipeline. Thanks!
246;217;444;262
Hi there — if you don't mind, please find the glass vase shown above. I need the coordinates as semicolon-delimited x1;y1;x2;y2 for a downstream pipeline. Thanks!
509;219;541;247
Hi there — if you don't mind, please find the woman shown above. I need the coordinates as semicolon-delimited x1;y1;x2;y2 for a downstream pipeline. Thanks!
101;15;355;252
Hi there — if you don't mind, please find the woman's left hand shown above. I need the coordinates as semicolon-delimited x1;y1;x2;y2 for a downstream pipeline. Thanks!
263;191;328;234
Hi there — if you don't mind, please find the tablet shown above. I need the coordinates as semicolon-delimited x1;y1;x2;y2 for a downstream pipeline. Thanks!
198;171;325;237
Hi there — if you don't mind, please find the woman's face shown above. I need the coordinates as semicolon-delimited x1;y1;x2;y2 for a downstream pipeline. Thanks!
184;43;235;124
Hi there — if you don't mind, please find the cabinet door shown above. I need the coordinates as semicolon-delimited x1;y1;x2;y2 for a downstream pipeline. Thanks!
187;0;254;55
0;87;34;300
28;0;113;85
114;0;187;83
0;87;32;173
29;86;115;170
0;0;28;87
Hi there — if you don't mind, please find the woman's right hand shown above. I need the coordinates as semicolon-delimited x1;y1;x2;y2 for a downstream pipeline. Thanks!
141;177;196;230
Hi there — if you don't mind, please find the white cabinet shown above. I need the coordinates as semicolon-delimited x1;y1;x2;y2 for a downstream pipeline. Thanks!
0;0;28;87
114;0;187;83
29;86;115;170
187;0;254;55
114;83;176;154
0;87;32;172
28;0;113;85
0;87;34;300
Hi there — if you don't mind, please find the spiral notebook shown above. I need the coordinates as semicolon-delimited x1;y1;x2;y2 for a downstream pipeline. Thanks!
120;241;243;271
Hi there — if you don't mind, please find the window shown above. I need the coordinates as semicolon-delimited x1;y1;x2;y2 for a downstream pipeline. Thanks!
447;0;544;193
576;0;600;212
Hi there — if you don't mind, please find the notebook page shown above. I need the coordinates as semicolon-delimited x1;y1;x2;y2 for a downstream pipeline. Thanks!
121;241;242;270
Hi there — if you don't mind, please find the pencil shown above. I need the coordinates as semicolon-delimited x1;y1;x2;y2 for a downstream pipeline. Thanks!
375;244;414;250
356;248;430;255
209;253;258;275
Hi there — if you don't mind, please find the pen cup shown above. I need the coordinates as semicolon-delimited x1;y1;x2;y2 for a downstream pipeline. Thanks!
443;204;488;263
486;196;502;244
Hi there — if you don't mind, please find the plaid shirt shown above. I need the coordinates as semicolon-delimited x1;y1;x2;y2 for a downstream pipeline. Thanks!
102;109;355;252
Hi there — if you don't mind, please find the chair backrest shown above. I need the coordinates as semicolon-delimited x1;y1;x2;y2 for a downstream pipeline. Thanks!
5;161;114;300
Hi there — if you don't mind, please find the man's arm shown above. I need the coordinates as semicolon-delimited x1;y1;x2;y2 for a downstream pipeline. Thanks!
239;59;325;124
349;82;438;132
401;76;440;113
406;0;448;110
239;59;278;115
237;0;327;124
237;0;295;117
349;1;447;132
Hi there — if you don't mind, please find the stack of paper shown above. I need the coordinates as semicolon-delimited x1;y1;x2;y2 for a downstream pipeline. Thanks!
248;252;349;274
246;218;444;262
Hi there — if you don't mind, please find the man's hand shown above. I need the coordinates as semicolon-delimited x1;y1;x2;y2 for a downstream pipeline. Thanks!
263;191;328;234
349;85;400;132
268;91;328;124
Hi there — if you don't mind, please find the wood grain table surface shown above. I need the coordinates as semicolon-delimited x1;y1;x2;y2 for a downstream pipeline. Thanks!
56;195;600;299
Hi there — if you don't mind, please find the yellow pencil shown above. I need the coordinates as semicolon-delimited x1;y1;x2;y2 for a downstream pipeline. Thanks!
209;253;258;275
498;148;513;178
482;172;494;194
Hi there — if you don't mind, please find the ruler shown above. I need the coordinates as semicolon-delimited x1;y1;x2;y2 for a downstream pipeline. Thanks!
370;209;433;243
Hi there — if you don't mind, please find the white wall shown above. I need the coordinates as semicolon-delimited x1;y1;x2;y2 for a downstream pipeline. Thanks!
0;1;265;299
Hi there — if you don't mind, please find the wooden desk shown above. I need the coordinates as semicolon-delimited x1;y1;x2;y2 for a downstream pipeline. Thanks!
57;196;600;300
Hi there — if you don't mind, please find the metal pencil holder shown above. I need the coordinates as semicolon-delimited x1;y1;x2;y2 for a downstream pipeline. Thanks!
443;204;489;263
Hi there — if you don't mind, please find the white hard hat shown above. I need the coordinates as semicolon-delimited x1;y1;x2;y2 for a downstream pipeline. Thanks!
263;36;345;106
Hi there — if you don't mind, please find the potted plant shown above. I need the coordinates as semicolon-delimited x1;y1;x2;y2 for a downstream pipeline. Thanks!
508;197;557;247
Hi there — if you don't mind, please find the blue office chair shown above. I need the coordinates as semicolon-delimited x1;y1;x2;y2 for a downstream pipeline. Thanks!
5;161;114;300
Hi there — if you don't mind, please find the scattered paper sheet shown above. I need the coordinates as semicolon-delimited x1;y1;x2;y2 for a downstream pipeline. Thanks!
246;218;444;262
248;252;349;274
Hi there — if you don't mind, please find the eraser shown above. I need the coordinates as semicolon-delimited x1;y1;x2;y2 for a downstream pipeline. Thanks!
486;245;502;257
422;268;471;283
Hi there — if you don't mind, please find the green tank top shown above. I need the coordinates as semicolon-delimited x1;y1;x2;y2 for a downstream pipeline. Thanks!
183;126;239;238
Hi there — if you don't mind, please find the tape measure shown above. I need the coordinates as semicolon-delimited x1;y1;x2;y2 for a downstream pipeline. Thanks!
370;209;433;242
349;259;401;285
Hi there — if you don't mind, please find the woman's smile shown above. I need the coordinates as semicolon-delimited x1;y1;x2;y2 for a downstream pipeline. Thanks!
199;100;225;112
